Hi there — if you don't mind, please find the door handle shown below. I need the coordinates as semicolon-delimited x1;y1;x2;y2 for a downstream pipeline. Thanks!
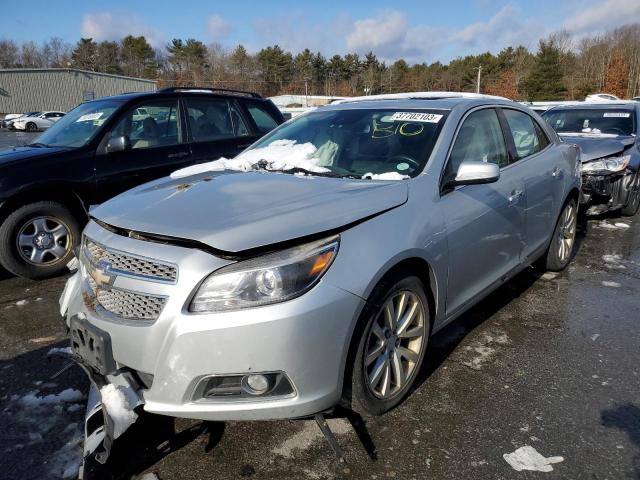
509;189;523;202
168;151;189;159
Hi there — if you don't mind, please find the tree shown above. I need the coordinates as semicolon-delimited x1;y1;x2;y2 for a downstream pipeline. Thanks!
521;40;567;101
71;38;97;70
485;69;519;98
121;35;156;78
20;41;45;67
256;45;293;94
0;39;19;67
603;49;629;98
96;41;121;74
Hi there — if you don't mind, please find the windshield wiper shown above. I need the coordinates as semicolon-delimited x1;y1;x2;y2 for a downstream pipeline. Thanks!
251;160;360;179
27;142;50;148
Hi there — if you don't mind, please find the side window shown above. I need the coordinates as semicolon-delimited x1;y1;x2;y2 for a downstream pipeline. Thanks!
112;100;181;150
184;98;250;142
246;103;280;133
503;109;542;160
446;108;508;180
533;121;550;149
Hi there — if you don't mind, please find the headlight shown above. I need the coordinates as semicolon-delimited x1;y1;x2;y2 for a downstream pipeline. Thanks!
189;235;339;313
581;155;630;173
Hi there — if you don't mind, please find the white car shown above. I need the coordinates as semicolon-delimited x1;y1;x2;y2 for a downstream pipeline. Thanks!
13;111;65;131
585;93;620;102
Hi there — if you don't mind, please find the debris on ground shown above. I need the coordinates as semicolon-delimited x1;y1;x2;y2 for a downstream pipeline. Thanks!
503;445;564;472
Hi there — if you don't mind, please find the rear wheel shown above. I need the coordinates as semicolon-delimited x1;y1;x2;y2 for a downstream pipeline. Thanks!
0;201;81;279
26;122;38;132
346;271;430;416
542;198;577;271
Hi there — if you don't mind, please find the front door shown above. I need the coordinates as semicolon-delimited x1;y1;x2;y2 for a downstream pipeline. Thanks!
439;108;526;317
94;98;192;202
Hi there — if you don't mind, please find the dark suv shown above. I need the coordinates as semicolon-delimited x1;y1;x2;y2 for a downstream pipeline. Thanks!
0;87;284;279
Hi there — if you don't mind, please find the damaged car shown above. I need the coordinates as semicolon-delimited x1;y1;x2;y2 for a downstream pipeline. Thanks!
543;102;640;216
57;92;581;476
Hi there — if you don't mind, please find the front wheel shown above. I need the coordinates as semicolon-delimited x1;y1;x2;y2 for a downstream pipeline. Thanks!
0;201;81;279
543;199;578;272
26;122;38;132
621;174;640;216
347;271;430;416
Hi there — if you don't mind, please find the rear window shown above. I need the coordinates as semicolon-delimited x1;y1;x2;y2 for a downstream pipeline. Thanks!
543;109;635;136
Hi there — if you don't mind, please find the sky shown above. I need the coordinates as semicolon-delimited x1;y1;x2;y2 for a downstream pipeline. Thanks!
1;0;640;63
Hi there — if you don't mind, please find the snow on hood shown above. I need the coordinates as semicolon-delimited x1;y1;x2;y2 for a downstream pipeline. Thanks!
362;172;410;180
171;139;330;179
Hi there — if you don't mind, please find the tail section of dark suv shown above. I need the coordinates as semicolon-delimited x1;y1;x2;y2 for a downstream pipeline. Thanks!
0;87;284;279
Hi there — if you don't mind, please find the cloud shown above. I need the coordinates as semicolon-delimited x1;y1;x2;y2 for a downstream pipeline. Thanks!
346;11;407;51
563;0;640;34
81;13;164;48
207;15;231;39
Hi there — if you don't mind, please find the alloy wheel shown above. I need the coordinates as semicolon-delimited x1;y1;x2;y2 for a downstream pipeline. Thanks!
16;216;72;265
557;203;576;262
364;290;426;400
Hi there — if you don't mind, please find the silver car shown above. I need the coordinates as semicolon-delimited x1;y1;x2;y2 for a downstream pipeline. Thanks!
60;93;580;462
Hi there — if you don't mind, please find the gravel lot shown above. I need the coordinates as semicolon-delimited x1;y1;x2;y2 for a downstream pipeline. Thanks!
0;129;639;480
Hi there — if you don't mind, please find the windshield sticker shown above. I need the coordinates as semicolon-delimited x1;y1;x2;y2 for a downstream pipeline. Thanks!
389;112;443;123
76;112;103;122
397;162;410;171
603;112;630;118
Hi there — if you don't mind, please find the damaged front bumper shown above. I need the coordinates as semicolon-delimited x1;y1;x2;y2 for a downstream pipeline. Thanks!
581;170;634;214
51;313;144;478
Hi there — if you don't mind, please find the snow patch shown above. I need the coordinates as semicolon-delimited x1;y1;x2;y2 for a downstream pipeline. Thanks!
503;445;564;472
272;419;351;458
601;281;621;288
48;346;72;356
170;139;329;179
19;388;83;407
596;221;630;230
100;384;139;438
139;474;160;480
16;299;28;306
362;172;409;181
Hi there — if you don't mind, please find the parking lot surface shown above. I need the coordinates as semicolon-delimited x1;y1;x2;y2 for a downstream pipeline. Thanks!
0;130;639;480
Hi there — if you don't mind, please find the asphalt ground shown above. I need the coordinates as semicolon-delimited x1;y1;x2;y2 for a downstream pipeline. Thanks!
0;128;639;479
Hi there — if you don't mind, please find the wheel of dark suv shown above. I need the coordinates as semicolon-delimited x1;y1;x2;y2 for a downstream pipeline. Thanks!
26;122;38;132
543;198;578;272
346;271;430;416
621;174;640;216
0;201;81;279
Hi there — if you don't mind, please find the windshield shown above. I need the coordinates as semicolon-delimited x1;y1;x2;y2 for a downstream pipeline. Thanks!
543;109;635;136
248;108;449;178
32;100;123;148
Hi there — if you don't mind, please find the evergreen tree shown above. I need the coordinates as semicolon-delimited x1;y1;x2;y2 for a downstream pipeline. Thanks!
71;38;97;70
522;40;567;101
96;41;121;74
121;36;156;78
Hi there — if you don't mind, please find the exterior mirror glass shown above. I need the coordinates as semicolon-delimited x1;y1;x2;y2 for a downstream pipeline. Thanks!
450;161;500;187
106;135;130;153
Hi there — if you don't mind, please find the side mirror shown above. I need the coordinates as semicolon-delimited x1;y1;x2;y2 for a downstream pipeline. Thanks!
105;135;130;153
447;161;500;188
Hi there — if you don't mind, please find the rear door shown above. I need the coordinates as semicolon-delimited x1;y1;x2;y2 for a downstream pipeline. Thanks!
439;107;526;317
183;96;255;163
499;108;561;258
94;97;191;201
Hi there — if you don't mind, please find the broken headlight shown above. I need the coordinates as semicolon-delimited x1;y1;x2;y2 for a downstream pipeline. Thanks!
189;236;339;313
581;154;630;173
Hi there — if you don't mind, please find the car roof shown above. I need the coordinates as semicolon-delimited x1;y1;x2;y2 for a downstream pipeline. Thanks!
322;92;517;112
93;88;265;104
546;101;637;111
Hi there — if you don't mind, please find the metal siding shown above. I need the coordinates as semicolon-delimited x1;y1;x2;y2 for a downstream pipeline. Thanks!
0;69;156;114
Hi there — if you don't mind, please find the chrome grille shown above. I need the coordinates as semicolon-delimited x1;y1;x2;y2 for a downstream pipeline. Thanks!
84;238;177;283
85;275;167;322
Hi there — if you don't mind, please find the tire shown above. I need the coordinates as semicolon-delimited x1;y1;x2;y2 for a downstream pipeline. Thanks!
346;270;430;416
542;198;578;272
26;122;38;132
0;201;81;279
621;173;640;216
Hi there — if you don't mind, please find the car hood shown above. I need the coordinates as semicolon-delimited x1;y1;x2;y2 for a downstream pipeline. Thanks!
91;171;409;253
0;145;71;166
559;133;633;162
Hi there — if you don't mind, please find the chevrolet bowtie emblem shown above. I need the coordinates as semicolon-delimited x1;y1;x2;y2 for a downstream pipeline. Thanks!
88;263;114;289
